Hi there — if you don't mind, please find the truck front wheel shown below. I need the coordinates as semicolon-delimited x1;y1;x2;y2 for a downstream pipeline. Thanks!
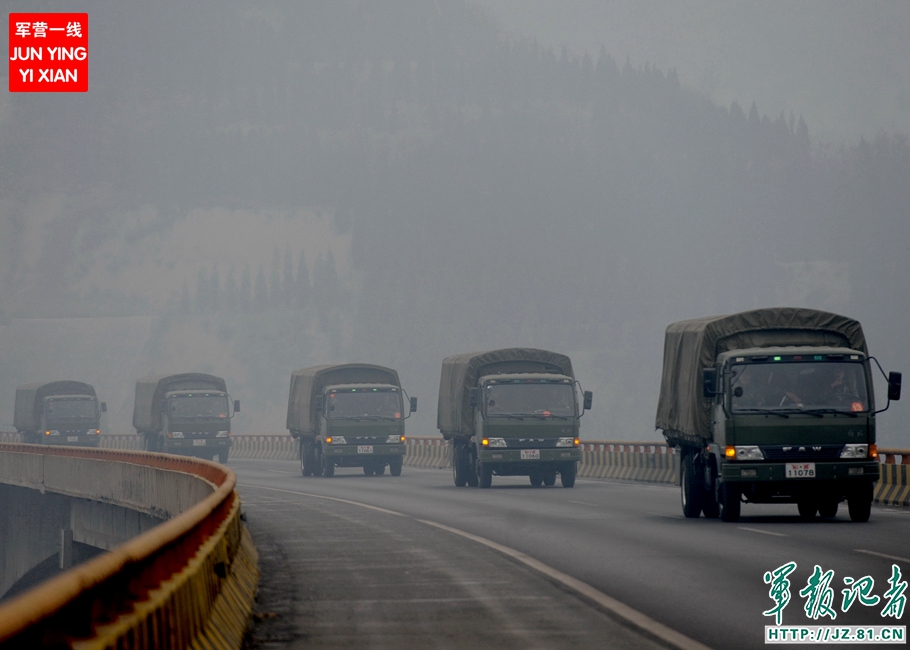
848;483;873;522
479;462;493;488
389;456;403;477
720;483;741;522
452;446;467;486
216;449;229;464
681;453;703;518
321;450;334;478
560;462;576;488
301;441;316;477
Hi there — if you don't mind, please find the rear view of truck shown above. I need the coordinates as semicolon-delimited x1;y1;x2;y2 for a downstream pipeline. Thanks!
656;308;901;522
133;373;238;463
287;364;415;478
14;381;106;447
438;348;592;489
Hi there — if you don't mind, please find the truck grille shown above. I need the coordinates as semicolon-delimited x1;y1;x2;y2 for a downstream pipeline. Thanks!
759;445;844;462
505;438;559;449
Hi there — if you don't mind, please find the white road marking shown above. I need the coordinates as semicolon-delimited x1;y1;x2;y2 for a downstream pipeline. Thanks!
238;480;712;650
855;549;910;564
738;527;787;537
568;500;597;506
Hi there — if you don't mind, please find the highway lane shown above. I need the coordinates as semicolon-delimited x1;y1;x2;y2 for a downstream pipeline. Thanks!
234;458;910;650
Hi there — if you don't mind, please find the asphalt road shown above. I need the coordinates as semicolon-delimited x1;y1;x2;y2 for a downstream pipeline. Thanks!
234;458;910;650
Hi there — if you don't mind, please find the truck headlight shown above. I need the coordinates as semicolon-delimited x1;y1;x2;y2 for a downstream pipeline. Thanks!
90;429;100;435
216;430;230;438
170;431;184;438
327;436;346;445
556;437;576;447
386;434;405;443
840;444;868;459
727;445;763;461
484;437;507;448
46;430;60;436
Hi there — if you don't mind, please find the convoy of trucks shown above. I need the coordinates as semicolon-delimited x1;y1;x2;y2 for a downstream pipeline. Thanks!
132;373;239;463
437;348;592;488
656;308;901;523
287;364;415;477
14;381;106;447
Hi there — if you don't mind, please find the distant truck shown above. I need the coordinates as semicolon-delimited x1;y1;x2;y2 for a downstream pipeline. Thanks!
657;308;901;523
438;348;592;489
287;364;416;478
14;381;106;447
133;373;239;463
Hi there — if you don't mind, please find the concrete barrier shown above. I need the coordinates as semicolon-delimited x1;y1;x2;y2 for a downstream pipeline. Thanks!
0;445;258;649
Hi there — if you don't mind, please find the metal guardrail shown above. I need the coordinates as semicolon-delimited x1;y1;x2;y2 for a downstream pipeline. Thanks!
0;444;258;649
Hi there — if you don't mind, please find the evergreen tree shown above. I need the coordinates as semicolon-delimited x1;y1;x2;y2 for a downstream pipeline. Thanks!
209;265;222;312
224;266;238;311
254;265;269;312
195;268;208;312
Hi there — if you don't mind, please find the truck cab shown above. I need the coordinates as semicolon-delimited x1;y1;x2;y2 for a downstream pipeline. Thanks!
313;383;413;477
159;389;236;462
469;373;590;488
703;346;898;522
37;394;105;446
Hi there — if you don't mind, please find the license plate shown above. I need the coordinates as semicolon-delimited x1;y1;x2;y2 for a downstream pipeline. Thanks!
786;462;815;478
67;436;78;442
193;439;206;447
358;445;373;454
521;449;540;460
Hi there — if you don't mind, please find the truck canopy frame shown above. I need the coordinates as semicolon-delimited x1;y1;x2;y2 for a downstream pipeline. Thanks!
437;348;574;440
286;364;402;434
14;381;98;431
656;307;867;447
133;373;227;433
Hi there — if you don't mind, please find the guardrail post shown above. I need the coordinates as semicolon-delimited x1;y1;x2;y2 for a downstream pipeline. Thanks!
59;528;73;570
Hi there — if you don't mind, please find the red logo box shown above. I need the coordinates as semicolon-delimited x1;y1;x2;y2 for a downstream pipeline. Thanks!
8;13;88;92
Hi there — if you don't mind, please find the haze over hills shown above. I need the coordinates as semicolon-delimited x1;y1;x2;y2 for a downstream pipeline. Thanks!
0;2;907;445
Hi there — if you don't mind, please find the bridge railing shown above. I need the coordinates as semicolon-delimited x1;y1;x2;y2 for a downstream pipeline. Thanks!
0;444;258;649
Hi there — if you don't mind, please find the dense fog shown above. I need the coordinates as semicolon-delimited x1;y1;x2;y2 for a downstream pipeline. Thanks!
1;2;908;446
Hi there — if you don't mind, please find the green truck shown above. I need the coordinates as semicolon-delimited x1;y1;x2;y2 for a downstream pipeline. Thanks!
438;348;593;489
657;308;901;522
287;364;416;478
14;381;106;446
133;373;239;462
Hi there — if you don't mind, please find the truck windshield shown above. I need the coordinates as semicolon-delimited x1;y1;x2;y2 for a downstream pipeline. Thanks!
46;397;96;419
328;390;401;419
730;361;869;412
485;383;576;417
169;394;229;420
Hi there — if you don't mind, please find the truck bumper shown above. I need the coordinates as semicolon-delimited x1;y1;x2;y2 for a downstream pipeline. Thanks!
722;460;879;483
478;448;582;464
164;438;232;453
40;435;101;447
323;444;405;466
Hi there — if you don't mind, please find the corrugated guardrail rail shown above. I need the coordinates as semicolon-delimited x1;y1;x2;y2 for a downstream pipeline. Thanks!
0;444;258;649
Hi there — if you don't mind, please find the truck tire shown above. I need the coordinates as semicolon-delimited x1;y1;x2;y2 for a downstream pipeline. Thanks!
544;468;557;486
301;441;316;477
560;462;576;488
681;453;703;518
529;469;543;487
374;462;386;476
466;451;479;487
389;457;403;477
720;483;741;522
818;499;839;519
453;446;467;486
363;464;374;476
321;455;335;478
797;499;817;520
216;449;229;464
848;483;873;522
702;497;720;519
479;462;493;488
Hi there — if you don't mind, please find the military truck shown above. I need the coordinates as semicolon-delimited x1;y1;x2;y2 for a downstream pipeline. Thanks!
133;373;239;463
657;308;901;523
438;348;593;489
14;381;106;446
287;364;416;478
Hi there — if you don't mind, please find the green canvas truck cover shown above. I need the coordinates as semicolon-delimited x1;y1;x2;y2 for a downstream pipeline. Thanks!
286;364;402;434
132;373;227;432
14;381;97;431
656;307;867;447
437;348;574;440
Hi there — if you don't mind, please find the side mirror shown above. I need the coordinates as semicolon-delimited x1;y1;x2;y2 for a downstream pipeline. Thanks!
234;400;241;412
703;368;718;398
410;396;417;413
469;387;481;408
583;391;593;411
100;402;107;413
314;395;325;411
888;372;902;401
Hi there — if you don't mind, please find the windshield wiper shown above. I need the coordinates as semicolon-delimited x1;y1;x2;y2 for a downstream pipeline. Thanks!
488;414;526;420
802;408;859;418
734;408;790;418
